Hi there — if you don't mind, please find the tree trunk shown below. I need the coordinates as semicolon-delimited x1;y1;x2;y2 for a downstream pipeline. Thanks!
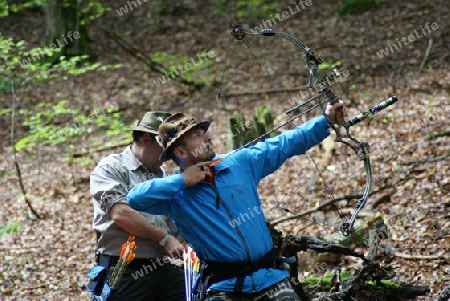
43;0;90;61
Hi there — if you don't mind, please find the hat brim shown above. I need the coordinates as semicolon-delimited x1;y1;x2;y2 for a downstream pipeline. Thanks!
159;120;210;162
133;125;159;135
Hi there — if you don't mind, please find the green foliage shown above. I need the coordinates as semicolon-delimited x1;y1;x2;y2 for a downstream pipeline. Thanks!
236;0;278;17
339;0;387;16
14;101;86;150
12;100;124;151
0;78;13;92
0;0;38;16
149;0;180;14
152;51;217;87
319;61;342;70
0;0;110;20
0;32;122;152
80;1;111;22
0;32;120;88
0;222;22;235
214;0;278;18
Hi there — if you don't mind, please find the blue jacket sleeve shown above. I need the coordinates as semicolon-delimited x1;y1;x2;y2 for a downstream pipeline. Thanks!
127;173;185;215
235;115;330;181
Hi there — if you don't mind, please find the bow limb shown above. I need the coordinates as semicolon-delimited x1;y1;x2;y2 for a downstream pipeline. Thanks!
340;154;372;236
232;26;323;65
331;96;398;236
231;25;323;87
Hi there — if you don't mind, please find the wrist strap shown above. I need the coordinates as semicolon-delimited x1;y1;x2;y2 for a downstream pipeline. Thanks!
159;233;170;246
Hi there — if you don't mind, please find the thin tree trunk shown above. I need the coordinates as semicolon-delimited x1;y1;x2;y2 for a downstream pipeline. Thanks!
43;0;90;60
9;70;41;219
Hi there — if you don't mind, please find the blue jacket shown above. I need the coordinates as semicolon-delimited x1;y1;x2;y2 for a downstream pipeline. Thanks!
127;115;330;293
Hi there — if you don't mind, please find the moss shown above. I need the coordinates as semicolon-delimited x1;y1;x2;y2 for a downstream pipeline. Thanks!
300;270;353;291
366;279;402;292
300;276;321;287
340;269;352;281
322;272;335;283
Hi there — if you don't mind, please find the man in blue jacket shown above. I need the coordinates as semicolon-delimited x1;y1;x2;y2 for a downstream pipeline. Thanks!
127;102;343;301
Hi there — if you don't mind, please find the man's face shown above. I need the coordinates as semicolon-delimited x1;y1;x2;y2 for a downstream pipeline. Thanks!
181;127;215;163
142;134;164;170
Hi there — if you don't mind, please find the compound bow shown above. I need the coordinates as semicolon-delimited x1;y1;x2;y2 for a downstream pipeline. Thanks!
212;24;398;236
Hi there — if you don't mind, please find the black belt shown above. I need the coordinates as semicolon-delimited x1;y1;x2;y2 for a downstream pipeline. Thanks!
206;248;278;279
203;249;279;294
98;254;163;271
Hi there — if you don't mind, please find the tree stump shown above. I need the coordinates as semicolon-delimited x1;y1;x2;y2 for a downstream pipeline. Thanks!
227;105;274;150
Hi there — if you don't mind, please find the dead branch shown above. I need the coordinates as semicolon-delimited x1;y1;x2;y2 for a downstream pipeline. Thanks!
399;150;450;165
8;67;41;219
427;131;450;140
222;87;309;98
271;180;402;225
281;234;366;261
275;232;431;301
1;279;63;294
419;38;433;73
394;252;449;262
103;30;205;88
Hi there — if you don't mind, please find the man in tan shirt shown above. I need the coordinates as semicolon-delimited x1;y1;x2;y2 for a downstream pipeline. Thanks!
90;111;185;301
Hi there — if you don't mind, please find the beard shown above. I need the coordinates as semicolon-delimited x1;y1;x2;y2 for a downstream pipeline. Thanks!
205;148;216;161
187;142;216;163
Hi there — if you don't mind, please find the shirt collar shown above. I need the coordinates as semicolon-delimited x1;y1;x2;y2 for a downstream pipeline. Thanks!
124;145;165;178
123;145;142;171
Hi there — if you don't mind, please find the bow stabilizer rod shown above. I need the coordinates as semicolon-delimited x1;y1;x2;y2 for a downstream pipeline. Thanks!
347;96;398;126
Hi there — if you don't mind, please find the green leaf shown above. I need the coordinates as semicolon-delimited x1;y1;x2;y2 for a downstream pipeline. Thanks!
0;222;22;235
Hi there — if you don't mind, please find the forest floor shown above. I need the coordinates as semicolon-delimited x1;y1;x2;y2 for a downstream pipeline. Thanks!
0;0;449;300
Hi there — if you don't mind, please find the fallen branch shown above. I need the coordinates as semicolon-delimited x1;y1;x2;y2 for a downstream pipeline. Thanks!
419;37;433;73
281;234;366;261
222;87;309;98
271;180;403;225
427;130;450;140
272;231;431;301
399;150;450;165
1;279;63;294
395;252;449;262
104;30;205;88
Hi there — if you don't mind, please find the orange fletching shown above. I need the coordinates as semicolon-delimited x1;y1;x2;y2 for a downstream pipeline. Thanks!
210;158;222;167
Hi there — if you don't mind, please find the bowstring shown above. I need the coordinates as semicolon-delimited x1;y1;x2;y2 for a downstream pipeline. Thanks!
211;29;233;141
219;31;349;232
